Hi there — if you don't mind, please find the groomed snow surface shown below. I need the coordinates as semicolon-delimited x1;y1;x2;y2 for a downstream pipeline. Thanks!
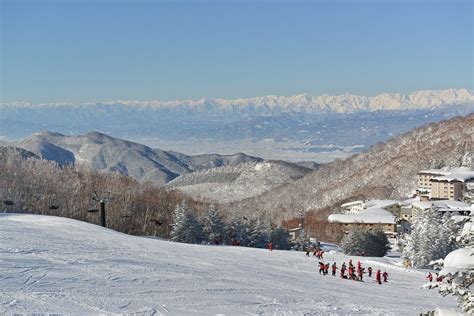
0;214;459;315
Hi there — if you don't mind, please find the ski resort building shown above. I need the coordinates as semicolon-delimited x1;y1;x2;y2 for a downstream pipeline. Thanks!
288;226;304;241
328;207;397;236
416;168;474;201
430;168;474;201
340;200;365;214
411;200;472;221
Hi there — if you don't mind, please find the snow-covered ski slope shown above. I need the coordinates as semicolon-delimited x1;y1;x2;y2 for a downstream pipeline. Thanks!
0;214;458;315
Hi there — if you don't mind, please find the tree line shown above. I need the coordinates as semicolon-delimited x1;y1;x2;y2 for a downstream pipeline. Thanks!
170;201;291;249
0;147;293;249
0;147;207;238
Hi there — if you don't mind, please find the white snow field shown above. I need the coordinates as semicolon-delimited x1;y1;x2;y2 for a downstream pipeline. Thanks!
0;214;459;315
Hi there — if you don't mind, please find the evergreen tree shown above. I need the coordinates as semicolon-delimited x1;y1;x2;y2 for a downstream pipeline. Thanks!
341;227;390;257
366;228;390;257
170;201;204;244
227;215;250;246
426;215;473;314
203;205;226;244
248;215;270;248
403;210;461;268
270;226;290;250
170;201;187;242
341;227;367;255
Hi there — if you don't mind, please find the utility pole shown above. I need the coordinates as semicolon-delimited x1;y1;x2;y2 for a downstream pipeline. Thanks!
300;211;305;230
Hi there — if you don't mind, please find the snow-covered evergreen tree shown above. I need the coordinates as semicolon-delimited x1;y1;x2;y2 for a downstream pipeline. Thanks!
341;227;367;256
170;201;204;244
227;215;250;246
366;228;390;257
426;214;473;314
247;215;270;248
202;205;226;244
270;226;290;250
341;227;389;257
403;210;461;268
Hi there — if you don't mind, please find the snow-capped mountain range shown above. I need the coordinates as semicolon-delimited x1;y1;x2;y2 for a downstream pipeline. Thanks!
2;88;473;113
1;88;473;162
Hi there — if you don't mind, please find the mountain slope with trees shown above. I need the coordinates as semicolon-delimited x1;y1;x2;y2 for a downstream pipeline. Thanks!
228;114;474;221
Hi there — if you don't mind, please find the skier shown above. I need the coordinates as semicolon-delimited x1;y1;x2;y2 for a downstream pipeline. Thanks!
320;250;324;260
331;262;338;276
268;242;273;252
357;266;364;281
318;262;325;275
382;271;388;282
340;265;347;279
436;273;445;282
426;272;433;282
376;270;382;285
357;261;361;270
324;263;330;275
367;266;373;277
349;259;353;267
306;249;310;257
348;266;354;280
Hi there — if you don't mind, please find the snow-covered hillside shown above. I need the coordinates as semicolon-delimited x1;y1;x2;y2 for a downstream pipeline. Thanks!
167;160;312;203
0;214;459;314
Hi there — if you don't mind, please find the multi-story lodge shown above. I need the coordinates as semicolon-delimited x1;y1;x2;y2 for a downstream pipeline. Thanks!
416;168;474;201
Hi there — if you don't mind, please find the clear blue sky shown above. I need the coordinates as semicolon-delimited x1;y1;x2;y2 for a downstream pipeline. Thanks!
1;0;472;103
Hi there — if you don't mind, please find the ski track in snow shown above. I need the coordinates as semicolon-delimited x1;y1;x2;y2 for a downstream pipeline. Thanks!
0;214;459;315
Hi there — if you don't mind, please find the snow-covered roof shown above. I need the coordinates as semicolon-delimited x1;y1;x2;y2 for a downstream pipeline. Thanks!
328;208;396;224
417;169;451;176
412;201;432;210
432;200;472;212
340;200;364;208
431;168;474;183
364;199;400;209
288;227;303;232
401;197;420;206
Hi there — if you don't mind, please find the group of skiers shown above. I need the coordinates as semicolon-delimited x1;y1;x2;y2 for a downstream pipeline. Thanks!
315;256;389;285
306;248;324;260
426;272;449;283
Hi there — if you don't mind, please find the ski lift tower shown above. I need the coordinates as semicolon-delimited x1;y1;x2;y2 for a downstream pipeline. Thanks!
88;191;107;227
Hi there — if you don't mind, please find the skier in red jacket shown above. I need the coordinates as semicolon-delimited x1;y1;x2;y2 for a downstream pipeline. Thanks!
357;266;364;281
319;262;325;274
340;265;347;279
268;242;273;251
331;262;338;276
427;272;433;282
376;270;382;284
382;271;388;282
